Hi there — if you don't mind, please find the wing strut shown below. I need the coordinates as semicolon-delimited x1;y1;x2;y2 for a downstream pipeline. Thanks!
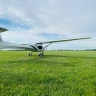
43;43;52;50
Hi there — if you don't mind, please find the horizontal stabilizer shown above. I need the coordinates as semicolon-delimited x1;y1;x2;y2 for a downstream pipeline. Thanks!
0;27;8;33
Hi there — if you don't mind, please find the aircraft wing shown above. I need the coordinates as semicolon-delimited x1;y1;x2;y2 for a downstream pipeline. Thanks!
37;37;91;44
0;27;8;33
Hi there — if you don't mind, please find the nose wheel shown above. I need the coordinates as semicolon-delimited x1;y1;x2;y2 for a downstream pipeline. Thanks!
39;52;44;57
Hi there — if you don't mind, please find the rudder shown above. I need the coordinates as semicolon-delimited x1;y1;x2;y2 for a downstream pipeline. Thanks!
0;27;8;42
0;35;3;42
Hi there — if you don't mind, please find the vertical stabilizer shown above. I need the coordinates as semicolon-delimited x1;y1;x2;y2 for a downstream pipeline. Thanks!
0;35;3;42
0;27;8;42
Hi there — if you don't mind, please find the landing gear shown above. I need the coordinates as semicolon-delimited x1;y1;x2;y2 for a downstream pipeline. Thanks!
39;52;44;57
29;52;32;56
28;51;44;57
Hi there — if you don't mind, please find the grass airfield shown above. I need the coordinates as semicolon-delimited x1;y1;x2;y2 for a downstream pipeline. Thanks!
0;51;96;96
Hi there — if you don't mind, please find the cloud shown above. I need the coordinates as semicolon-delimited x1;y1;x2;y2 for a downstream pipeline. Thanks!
0;0;96;49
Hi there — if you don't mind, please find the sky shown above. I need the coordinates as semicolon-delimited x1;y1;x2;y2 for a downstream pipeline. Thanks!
0;0;96;50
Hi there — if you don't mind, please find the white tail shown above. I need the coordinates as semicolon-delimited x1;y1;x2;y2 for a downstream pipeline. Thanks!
0;27;8;42
0;35;3;42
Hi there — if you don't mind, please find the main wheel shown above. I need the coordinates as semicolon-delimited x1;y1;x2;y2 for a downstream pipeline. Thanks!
41;53;44;56
39;53;41;57
29;53;32;56
39;53;44;57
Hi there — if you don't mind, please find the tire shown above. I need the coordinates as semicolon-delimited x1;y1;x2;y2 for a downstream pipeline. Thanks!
29;53;32;56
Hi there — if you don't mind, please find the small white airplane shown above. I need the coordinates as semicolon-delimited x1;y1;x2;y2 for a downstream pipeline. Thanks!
0;27;91;56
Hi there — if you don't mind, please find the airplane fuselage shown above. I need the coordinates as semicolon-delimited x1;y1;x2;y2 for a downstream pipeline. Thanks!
0;41;43;52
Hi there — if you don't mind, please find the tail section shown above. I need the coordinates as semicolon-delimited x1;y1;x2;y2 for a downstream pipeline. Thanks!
0;27;8;42
0;35;3;42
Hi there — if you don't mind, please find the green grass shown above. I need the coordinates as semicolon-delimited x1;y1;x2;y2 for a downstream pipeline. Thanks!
0;51;96;96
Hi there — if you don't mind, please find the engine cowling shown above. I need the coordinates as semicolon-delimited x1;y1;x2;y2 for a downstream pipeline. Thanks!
36;44;43;52
30;44;43;52
37;45;43;49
